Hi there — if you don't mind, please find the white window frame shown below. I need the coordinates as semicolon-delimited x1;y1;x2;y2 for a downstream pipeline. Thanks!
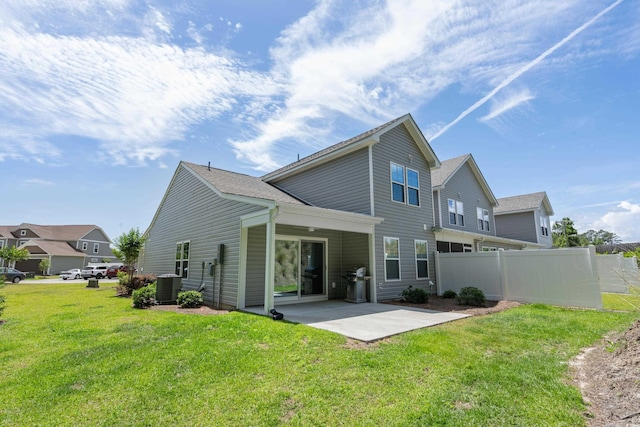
390;163;405;204
20;229;27;236
414;240;429;279
0;241;4;249
448;199;464;226
407;168;420;207
477;207;490;231
82;242;88;251
176;241;190;279
93;243;99;253
384;237;401;282
540;216;549;237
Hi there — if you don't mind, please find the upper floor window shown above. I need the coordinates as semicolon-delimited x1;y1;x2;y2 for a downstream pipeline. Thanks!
391;163;405;203
20;230;27;236
0;241;4;249
540;216;549;237
407;169;420;206
93;243;100;253
384;237;400;281
176;241;190;278
477;208;490;231
448;199;464;226
82;242;88;251
390;163;419;206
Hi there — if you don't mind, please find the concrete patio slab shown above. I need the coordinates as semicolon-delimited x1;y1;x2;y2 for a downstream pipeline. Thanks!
243;300;469;342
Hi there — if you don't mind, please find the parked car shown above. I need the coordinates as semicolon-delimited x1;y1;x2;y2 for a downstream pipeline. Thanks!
60;268;82;280
81;265;109;279
106;266;121;278
0;267;27;283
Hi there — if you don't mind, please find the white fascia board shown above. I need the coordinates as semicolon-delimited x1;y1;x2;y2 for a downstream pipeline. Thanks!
276;204;383;234
241;209;273;228
435;227;543;249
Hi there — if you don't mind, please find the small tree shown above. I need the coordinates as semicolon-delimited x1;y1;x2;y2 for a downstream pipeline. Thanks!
112;228;146;287
0;245;30;269
552;217;581;248
39;259;51;276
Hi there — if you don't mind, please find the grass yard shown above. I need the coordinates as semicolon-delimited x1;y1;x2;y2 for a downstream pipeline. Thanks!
0;283;638;427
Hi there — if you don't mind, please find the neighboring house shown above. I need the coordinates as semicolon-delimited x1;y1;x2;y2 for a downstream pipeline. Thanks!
0;223;116;273
431;154;545;252
494;192;555;248
141;114;441;313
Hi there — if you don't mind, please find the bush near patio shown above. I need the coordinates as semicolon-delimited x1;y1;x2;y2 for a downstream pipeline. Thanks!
0;283;638;426
457;286;486;306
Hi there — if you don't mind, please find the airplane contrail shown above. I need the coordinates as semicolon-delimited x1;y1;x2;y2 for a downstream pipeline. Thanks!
429;0;624;141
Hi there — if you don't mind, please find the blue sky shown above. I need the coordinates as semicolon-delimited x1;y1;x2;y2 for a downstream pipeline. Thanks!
1;0;639;243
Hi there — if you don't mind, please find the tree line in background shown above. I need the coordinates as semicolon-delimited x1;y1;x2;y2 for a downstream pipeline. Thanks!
552;217;623;248
552;217;640;261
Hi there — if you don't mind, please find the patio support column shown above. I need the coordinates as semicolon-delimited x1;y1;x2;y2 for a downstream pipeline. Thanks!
263;208;277;315
368;232;377;303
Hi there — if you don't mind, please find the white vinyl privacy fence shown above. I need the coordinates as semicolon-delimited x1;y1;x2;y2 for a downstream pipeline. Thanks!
434;247;603;309
595;253;639;294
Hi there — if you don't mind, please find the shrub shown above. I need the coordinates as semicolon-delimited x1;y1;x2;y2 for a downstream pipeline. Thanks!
177;290;204;308
442;290;457;299
457;286;486;306
132;283;156;309
401;285;429;304
117;274;157;296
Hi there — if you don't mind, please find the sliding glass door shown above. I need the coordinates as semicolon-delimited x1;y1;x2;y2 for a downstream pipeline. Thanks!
274;237;326;301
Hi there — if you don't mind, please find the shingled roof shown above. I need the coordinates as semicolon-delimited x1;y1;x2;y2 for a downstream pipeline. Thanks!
262;113;440;181
10;224;101;240
183;162;305;205
431;154;498;206
494;192;554;215
19;240;86;257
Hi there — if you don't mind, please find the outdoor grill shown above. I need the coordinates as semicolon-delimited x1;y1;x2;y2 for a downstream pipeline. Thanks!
342;266;367;303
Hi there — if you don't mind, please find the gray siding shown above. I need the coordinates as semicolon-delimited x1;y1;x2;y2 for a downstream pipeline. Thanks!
535;205;554;248
269;148;371;214
437;162;495;236
51;256;85;273
495;211;537;243
371;124;437;300
245;225;267;306
142;166;263;308
244;225;370;306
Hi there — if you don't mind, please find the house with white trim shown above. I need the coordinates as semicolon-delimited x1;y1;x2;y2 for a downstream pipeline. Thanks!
494;192;555;249
141;114;441;313
0;223;116;273
431;154;545;252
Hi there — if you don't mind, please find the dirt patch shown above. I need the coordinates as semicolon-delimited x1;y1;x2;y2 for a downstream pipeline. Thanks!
148;304;228;316
383;295;521;316
572;319;640;426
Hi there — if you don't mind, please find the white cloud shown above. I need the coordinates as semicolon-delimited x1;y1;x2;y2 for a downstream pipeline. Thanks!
23;178;55;186
231;0;633;169
595;201;640;242
480;88;535;122
0;26;278;165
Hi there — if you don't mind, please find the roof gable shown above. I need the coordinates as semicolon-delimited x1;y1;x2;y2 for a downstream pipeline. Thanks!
9;224;107;241
432;154;498;206
262;113;440;182
19;240;85;257
494;191;554;215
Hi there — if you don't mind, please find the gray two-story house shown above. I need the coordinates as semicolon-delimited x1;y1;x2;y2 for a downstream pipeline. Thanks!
431;154;545;252
494;192;555;248
0;223;116;273
141;114;441;313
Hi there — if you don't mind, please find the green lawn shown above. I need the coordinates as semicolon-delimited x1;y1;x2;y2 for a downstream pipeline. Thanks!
0;283;638;426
